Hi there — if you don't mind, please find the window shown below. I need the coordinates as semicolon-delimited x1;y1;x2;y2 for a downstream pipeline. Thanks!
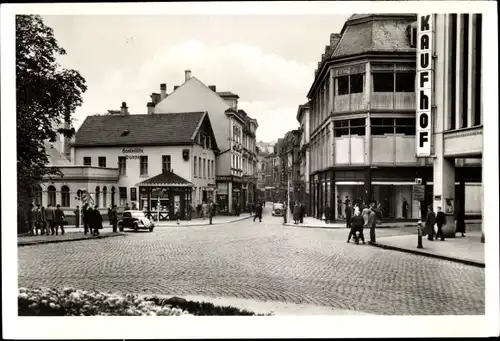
350;118;366;136
373;73;394;92
371;118;395;135
140;156;148;176
98;157;106;168
336;75;349;95
111;186;116;206
35;185;42;206
350;74;364;94
119;187;127;206
83;157;91;166
48;186;56;206
162;155;171;173
333;120;349;137
395;73;415;92
194;156;197;177
102;186;107;207
212;160;215;177
95;186;100;207
118;157;126;175
395;118;416;135
61;186;70;207
203;158;206;178
199;158;202;177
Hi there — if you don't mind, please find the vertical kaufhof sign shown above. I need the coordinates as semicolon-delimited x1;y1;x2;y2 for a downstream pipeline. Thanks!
416;14;434;157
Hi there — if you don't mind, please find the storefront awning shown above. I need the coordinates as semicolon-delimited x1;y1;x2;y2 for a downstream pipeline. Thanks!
136;171;194;187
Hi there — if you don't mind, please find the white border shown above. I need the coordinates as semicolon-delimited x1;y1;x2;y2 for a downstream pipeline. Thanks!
2;1;498;339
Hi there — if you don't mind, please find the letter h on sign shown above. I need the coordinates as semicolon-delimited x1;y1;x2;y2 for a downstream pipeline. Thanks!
416;14;434;157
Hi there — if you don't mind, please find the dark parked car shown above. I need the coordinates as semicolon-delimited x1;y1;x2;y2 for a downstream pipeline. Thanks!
118;210;155;232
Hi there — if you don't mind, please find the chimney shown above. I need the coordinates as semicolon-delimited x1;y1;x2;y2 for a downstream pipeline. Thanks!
184;69;192;82
121;102;129;115
151;93;161;105
208;85;216;92
160;83;167;100
174;85;179;91
147;102;155;115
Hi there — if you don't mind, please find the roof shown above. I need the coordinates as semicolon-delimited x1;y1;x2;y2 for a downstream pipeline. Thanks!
74;112;206;147
217;91;239;99
136;171;194;187
296;102;310;122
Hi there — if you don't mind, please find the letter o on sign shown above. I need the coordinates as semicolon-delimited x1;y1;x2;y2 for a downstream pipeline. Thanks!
419;113;429;128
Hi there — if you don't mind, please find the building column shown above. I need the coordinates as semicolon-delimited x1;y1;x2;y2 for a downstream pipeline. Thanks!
228;182;233;215
456;170;466;235
364;167;372;204
433;154;456;238
467;14;476;129
455;14;465;129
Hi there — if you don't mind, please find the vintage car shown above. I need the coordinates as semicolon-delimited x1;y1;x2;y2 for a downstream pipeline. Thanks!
271;202;284;216
118;210;155;232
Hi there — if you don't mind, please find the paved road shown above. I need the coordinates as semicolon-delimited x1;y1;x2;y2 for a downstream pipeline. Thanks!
18;206;485;315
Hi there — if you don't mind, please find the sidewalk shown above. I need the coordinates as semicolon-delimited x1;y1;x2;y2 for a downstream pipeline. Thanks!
370;231;484;267
155;214;253;227
18;231;126;247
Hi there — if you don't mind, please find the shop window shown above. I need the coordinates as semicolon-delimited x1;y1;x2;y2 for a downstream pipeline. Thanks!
350;74;364;94
83;157;91;166
119;187;127;206
395;118;416;135
98;157;106;168
395;73;415;92
371;118;395;135
48;185;56;206
95;186;100;207
61;186;70;207
162;155;171;173
102;186;107;207
140;156;148;176
118;157;126;176
373;73;394;92
350;118;366;136
334;120;349;137
336;76;349;95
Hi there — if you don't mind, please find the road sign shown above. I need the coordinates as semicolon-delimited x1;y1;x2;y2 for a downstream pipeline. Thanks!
81;193;89;203
412;185;425;201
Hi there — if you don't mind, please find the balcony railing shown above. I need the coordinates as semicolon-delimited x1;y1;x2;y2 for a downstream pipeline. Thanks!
333;93;365;113
371;92;415;110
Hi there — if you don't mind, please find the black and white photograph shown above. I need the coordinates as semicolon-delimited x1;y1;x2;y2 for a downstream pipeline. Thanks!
1;1;498;339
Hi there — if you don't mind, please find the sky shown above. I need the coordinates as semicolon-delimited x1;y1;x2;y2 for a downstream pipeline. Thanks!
41;14;349;142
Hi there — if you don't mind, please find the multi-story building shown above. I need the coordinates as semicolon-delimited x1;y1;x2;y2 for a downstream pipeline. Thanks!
256;141;275;201
152;70;258;214
306;13;482;225
237;109;259;207
297;102;311;214
421;13;484;238
277;130;301;205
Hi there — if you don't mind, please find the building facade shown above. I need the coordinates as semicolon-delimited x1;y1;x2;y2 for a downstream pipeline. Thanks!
152;70;258;214
422;13;484;238
306;13;482;222
297;103;311;215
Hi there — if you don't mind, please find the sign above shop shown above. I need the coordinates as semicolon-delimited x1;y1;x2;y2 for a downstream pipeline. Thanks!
122;148;144;154
416;14;434;157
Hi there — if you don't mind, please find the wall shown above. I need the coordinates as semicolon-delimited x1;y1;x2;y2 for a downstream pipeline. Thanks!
192;144;217;205
154;77;231;151
371;136;417;165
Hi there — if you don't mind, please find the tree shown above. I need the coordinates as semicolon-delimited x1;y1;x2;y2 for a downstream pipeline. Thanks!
16;15;87;232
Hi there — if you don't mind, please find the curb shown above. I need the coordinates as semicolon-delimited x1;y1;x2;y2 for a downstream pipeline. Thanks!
156;214;253;227
283;223;416;229
369;241;485;268
18;233;127;247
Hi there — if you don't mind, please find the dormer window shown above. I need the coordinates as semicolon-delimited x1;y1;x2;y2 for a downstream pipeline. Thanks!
121;130;130;137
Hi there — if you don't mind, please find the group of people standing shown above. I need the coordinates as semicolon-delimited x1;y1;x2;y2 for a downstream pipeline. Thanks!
26;203;66;236
346;202;379;244
75;203;109;236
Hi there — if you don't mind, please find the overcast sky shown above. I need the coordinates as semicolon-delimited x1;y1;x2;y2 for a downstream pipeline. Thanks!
41;15;349;142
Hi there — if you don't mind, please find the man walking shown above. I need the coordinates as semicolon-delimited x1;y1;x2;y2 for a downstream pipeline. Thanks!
348;207;365;244
299;202;305;224
425;205;436;241
40;206;47;235
435;206;446;241
111;205;118;232
208;201;215;225
45;204;55;235
54;204;66;235
253;201;262;223
345;202;353;229
368;202;377;243
35;204;43;236
92;205;102;236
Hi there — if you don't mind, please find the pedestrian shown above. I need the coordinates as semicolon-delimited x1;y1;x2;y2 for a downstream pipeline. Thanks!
111;205;118;232
82;203;92;235
125;203;130;211
282;203;287;224
45;204;55;235
175;206;180;225
235;202;240;216
345;203;352;229
208;201;215;225
299;202;305;224
74;206;80;230
107;206;112;226
92;205;102;236
344;196;351;216
362;204;371;229
131;202;137;210
337;196;343;219
425;205;436;241
348;207;365;244
40;206;47;235
402;198;409;219
27;204;36;236
54;204;66;235
202;201;207;219
293;202;300;224
368;202;377;243
435;206;446;241
455;208;466;237
34;204;43;236
253;202;262;223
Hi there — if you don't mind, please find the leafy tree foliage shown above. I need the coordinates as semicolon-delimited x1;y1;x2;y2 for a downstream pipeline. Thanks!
16;15;87;232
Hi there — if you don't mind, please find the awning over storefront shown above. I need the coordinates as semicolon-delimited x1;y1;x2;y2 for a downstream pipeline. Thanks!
136;171;194;188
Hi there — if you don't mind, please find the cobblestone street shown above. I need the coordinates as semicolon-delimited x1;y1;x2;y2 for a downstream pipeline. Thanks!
18;209;485;315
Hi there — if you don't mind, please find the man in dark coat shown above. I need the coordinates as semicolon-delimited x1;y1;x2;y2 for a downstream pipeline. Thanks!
455;207;466;237
92;205;103;236
54;204;66;235
348;207;365;244
82;203;92;235
111;205;118;233
402;198;409;219
425;205;436;241
235;202;240;216
253;202;262;223
435;206;446;241
368;202;377;243
208;201;215;225
299;202;305;224
45;204;55;236
35;204;43;236
345;203;353;229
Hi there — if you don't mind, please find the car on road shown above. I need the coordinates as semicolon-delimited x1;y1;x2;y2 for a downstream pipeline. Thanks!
271;202;284;216
118;210;155;232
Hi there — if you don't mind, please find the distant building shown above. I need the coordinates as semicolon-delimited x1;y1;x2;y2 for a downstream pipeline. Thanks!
297;102;311;214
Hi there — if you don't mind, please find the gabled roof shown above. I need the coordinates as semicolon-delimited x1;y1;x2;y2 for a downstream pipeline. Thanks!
136;171;194;187
74;112;207;147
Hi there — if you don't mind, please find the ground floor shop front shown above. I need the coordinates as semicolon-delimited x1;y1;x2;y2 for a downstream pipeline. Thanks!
310;166;482;223
215;176;257;215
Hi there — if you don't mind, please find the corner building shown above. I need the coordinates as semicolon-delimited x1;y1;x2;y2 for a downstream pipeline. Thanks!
307;14;482;222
